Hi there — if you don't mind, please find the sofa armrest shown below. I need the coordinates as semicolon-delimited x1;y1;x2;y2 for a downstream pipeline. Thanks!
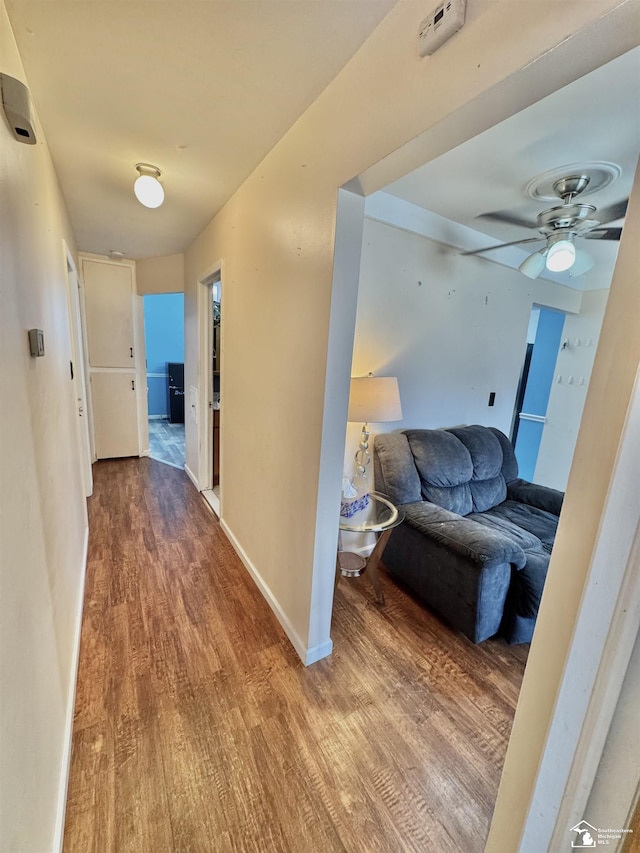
402;501;526;570
507;479;564;516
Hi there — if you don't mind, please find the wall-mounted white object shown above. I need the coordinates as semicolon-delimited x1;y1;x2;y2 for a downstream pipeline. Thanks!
0;73;37;144
418;0;466;56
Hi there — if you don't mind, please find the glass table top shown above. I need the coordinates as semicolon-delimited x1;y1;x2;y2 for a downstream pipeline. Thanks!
338;491;404;533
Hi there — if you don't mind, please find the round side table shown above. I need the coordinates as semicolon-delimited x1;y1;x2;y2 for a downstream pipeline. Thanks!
336;491;404;605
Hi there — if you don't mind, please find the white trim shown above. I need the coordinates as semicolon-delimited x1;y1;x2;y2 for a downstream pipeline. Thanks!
519;412;547;424
147;414;164;420
133;292;149;457
365;192;581;290
89;366;137;374
63;244;94;495
543;369;640;850
221;518;330;666
146;372;168;379
184;463;199;490
140;448;151;457
201;488;220;517
305;641;334;666
309;188;365;658
53;525;89;852
197;263;222;493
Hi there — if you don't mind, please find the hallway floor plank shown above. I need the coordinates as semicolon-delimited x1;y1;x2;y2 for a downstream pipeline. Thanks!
64;458;528;852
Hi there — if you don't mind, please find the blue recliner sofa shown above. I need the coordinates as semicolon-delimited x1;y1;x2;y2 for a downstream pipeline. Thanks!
373;425;563;644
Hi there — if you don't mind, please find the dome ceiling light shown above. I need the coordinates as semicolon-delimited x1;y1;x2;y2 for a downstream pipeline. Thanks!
134;163;164;209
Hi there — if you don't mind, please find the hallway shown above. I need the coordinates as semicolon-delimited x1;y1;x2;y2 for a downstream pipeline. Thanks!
64;458;527;852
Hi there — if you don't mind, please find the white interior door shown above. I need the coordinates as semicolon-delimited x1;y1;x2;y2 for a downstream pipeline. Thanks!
65;252;93;495
83;260;135;367
91;372;139;458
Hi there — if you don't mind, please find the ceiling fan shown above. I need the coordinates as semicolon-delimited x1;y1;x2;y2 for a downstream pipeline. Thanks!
462;173;627;278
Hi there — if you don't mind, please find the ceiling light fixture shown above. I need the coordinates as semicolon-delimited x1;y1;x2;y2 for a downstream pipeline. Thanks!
569;248;595;277
518;248;548;279
134;163;164;208
545;234;576;272
518;230;595;280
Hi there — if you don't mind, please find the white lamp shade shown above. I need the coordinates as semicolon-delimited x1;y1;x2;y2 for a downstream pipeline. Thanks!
348;376;402;423
134;174;164;208
569;248;595;277
519;250;547;279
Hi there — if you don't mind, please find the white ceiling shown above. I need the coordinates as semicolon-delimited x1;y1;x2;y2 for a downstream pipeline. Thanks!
6;0;396;259
383;47;640;290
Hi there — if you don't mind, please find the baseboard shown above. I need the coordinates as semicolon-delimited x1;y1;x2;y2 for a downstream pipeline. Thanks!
220;519;331;666
184;463;199;490
53;524;89;852
304;639;334;666
147;414;165;420
140;448;151;457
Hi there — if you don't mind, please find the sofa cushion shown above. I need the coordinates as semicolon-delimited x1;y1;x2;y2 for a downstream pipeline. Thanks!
468;507;543;553
510;549;549;618
403;501;526;569
449;425;507;512
489;427;519;483
482;500;558;554
373;433;422;505
405;429;473;516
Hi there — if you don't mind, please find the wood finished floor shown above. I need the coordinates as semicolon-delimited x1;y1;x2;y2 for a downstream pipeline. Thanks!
64;458;528;853
148;418;185;469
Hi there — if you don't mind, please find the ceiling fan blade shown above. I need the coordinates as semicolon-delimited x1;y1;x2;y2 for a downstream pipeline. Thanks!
461;236;544;257
476;210;537;229
584;227;623;241
596;198;628;224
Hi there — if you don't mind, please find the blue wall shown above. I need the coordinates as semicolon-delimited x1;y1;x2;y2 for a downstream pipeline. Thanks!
143;293;184;417
515;308;565;480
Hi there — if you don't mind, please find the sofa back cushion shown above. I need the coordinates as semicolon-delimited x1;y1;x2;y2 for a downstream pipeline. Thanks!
448;426;507;512
373;433;423;505
404;425;510;515
405;429;474;515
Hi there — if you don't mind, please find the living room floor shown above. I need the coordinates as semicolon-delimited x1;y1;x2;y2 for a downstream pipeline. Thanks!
64;457;528;853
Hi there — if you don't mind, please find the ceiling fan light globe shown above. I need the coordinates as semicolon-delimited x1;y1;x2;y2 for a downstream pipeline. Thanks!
134;174;164;208
546;239;576;272
569;249;595;277
519;250;547;279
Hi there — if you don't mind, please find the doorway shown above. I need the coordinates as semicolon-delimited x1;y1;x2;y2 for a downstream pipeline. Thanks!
511;307;566;480
64;246;93;497
198;265;222;516
143;293;185;469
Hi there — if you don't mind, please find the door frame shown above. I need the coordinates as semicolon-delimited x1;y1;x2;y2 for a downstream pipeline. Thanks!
63;243;93;495
197;261;223;515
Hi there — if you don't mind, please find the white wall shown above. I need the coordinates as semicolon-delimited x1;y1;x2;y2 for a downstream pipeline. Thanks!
0;3;88;850
348;218;611;494
136;252;184;295
535;289;609;489
345;216;582;480
184;0;633;666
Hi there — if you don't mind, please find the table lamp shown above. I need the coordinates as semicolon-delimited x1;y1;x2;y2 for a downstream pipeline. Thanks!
347;374;402;491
